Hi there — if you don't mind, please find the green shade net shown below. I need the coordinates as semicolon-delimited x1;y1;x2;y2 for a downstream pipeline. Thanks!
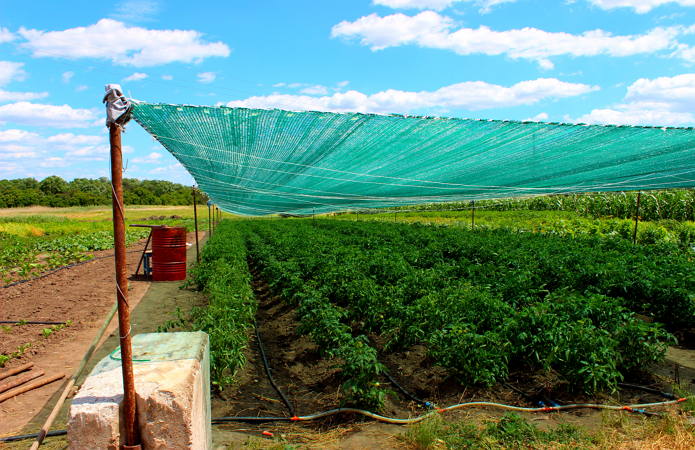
131;102;695;216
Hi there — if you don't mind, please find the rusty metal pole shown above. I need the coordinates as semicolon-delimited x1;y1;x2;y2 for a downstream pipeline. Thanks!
633;191;641;245
209;204;212;236
109;123;141;450
193;186;200;263
212;205;216;235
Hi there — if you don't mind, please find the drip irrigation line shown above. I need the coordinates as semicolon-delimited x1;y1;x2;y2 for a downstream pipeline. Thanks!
2;250;141;289
1;396;689;442
617;383;678;400
0;430;67;443
381;371;430;407
253;320;296;417
0;321;67;326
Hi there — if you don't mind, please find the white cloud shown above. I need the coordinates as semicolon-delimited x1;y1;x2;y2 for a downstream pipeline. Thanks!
273;82;286;87
0;61;48;102
373;0;516;13
224;78;598;114
0;102;98;128
45;133;104;146
161;74;173;80
149;162;184;174
0;89;49;102
76;85;88;91
570;74;695;125
0;61;27;85
0;28;14;44
0;129;42;144
525;112;549;121
62;71;74;83
197;71;216;84
132;151;163;163
331;12;683;68
111;0;161;23
336;80;350;88
587;0;695;14
123;72;147;83
300;85;329;95
19;19;230;67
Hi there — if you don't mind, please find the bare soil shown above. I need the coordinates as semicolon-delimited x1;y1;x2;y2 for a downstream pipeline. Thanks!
0;231;205;436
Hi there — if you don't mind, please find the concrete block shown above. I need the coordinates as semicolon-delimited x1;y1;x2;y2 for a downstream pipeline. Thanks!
68;332;211;450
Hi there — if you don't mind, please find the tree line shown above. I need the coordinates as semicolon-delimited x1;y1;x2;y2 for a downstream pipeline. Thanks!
0;176;210;208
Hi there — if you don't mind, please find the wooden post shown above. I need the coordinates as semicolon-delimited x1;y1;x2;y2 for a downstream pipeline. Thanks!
212;205;216;235
471;200;475;229
395;211;397;222
313;207;315;227
109;123;140;449
208;203;212;236
134;230;152;277
633;191;641;245
193;186;200;263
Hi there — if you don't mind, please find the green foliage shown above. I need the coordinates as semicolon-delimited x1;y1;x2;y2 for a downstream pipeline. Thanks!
0;342;32;367
0;176;209;208
442;413;589;449
387;189;695;223
1;228;150;284
235;218;680;395
190;222;256;388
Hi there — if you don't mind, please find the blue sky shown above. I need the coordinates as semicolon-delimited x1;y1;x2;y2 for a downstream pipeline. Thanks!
2;0;695;183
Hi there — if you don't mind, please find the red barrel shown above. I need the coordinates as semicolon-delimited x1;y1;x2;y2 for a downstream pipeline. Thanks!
151;226;187;281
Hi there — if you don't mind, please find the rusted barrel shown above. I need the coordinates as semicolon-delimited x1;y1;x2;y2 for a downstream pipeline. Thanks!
151;226;187;281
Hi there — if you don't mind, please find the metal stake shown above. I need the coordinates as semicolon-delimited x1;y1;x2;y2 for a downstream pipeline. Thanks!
212;205;216;235
208;203;212;236
193;186;199;263
109;123;140;449
633;191;641;245
395;211;397;222
313;207;315;227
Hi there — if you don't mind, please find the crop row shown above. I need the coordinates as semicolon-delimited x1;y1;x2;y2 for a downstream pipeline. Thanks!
0;228;151;285
233;219;682;404
190;222;257;387
388;190;695;222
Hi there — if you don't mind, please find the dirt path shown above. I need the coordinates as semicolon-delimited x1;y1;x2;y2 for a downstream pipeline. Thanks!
0;230;206;436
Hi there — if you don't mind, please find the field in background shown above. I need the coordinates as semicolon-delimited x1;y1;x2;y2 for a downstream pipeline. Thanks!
0;205;219;285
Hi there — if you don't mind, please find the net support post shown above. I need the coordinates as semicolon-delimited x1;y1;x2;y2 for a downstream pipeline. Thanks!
633;191;641;245
109;122;141;450
193;186;200;263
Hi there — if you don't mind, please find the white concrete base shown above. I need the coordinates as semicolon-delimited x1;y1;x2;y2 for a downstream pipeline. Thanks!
68;332;211;450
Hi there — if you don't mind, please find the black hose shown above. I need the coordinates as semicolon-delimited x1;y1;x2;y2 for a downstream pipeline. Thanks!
0;430;67;443
254;320;296;417
618;383;678;400
2;250;141;289
381;370;430;407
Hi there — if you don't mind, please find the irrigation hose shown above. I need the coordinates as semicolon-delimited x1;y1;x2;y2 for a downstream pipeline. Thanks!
381;370;431;407
618;382;678;400
2;397;690;442
253;319;296;417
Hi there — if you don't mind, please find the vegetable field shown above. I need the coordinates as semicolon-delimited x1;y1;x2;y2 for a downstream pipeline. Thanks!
194;216;695;409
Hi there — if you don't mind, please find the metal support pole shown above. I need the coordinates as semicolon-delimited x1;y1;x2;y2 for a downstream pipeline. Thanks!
395;211;397;222
193;186;200;263
313;207;315;227
212;205;216;235
471;200;475;229
109;123;141;450
633;191;641;245
209;204;212;236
